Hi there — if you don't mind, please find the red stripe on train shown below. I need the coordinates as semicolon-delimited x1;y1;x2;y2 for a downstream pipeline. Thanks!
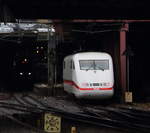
64;80;112;90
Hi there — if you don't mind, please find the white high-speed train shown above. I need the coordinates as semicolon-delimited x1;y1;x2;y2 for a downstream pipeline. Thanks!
63;52;114;99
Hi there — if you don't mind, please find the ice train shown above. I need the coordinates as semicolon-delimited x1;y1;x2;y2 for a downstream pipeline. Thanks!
63;52;114;99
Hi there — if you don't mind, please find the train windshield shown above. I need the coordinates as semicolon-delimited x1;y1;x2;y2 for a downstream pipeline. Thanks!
79;60;109;70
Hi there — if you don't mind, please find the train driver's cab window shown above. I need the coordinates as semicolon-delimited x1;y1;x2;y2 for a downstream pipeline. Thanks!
79;60;109;70
79;60;94;70
95;60;109;70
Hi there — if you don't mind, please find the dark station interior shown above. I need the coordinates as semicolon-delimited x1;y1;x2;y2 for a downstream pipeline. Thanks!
0;0;150;103
0;22;149;102
1;1;150;133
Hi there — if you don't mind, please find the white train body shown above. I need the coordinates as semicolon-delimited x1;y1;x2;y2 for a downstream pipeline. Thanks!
63;52;114;99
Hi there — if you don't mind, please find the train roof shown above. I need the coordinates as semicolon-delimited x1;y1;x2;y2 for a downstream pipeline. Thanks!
64;52;112;60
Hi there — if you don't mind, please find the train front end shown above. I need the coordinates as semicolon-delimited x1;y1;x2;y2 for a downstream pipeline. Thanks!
74;52;114;99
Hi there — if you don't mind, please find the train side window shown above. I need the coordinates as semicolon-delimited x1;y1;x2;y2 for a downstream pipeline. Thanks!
73;61;75;69
63;61;65;69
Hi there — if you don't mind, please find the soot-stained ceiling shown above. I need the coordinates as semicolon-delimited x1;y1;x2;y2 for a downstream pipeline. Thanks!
0;0;150;21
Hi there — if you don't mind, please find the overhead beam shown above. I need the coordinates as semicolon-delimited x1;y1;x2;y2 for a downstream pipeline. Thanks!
53;19;150;23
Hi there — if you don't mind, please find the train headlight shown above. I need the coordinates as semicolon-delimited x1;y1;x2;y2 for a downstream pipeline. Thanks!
81;83;89;87
106;83;110;86
103;83;107;86
28;72;32;75
102;82;110;86
19;72;23;75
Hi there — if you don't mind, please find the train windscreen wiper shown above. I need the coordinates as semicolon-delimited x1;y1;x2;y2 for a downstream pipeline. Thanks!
95;65;104;71
86;65;94;71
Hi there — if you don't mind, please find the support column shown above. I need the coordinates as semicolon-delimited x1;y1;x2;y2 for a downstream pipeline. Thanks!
119;23;128;102
48;26;56;96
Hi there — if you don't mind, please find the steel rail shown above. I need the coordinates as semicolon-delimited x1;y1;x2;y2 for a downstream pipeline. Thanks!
20;98;150;132
1;97;150;133
23;96;150;132
0;109;46;133
0;101;126;132
0;101;134;132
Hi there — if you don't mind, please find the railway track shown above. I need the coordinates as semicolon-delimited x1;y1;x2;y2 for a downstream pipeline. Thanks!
0;93;150;132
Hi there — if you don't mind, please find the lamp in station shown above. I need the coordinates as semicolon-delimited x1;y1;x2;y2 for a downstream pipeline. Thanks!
19;72;23;75
51;27;55;33
28;72;32;75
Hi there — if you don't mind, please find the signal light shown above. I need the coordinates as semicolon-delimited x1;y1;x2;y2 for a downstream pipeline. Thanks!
21;58;28;64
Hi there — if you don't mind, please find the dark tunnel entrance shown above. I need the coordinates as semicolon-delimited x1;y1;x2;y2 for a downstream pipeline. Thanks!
0;37;48;92
127;23;150;101
55;23;121;101
56;22;150;102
